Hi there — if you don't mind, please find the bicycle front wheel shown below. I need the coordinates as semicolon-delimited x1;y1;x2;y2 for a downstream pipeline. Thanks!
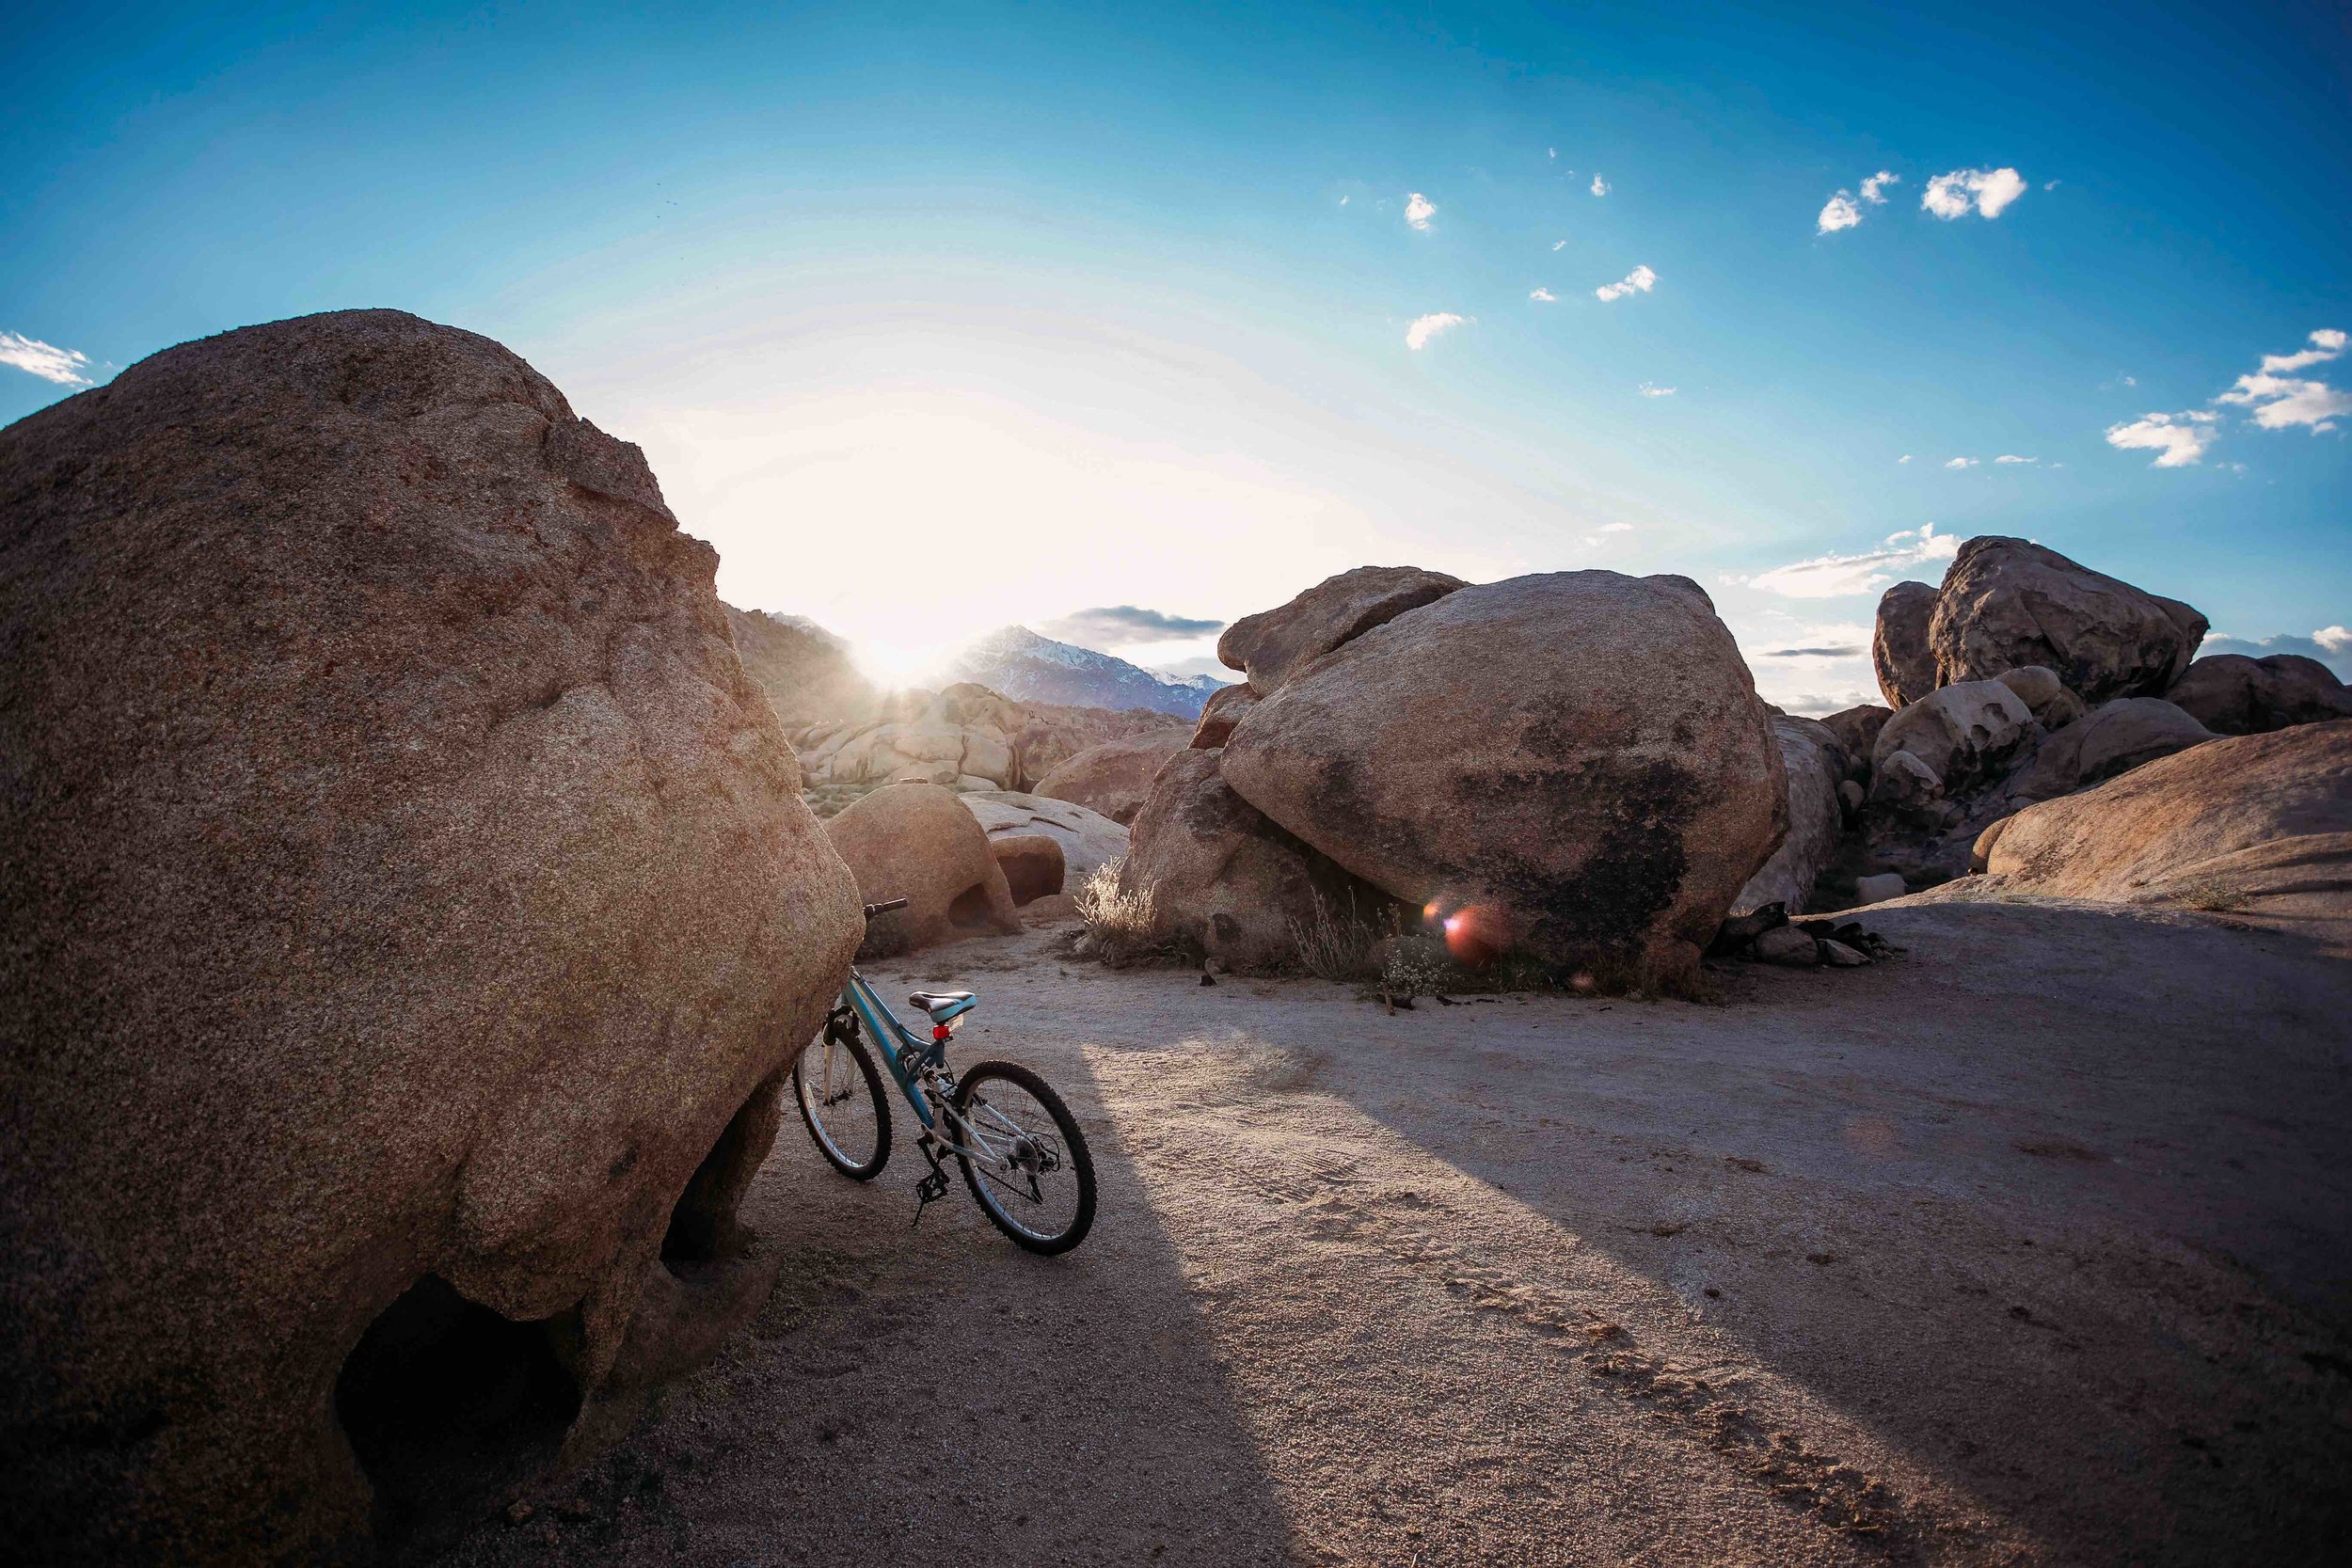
950;1061;1096;1255
793;1029;893;1180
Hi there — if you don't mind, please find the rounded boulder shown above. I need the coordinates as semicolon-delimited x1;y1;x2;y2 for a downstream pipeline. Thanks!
1219;571;1786;985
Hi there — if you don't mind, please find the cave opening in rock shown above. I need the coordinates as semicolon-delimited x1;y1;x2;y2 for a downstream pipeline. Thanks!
334;1275;581;1544
661;1081;772;1276
946;882;995;930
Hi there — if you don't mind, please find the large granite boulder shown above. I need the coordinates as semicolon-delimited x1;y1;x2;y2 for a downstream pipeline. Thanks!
2005;698;2216;801
825;783;1023;954
1190;682;1260;747
1993;665;2088;731
1034;729;1191;826
1819;705;1892;782
1984;721;2352;950
958;791;1130;887
2165;654;2352;736
1869;679;2041;807
1216;564;1466;695
1927;537;2205;703
1733;715;1850;915
1871;581;1940;708
0;310;864;1563
1117;750;1391;969
1220;572;1786;985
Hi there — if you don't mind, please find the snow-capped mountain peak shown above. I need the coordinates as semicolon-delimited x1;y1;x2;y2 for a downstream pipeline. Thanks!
948;626;1231;718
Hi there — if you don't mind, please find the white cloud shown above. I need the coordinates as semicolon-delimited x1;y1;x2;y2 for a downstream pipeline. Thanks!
1597;521;1634;532
1945;456;1977;468
1548;147;1557;160
2122;373;2137;386
1637;382;1676;397
2317;626;2352;654
1405;192;1436;231
1922;166;2026;220
1820;171;1898;234
1405;312;1467;351
1590;174;1610;197
1994;454;2037;464
1339;195;1350;206
1898;453;1913;464
2201;626;2352;680
1748;523;1959;599
1595;263;1657;302
2106;409;2218;467
1551;239;1567;251
1529;288;1557;303
2217;329;2352;431
0;331;94;387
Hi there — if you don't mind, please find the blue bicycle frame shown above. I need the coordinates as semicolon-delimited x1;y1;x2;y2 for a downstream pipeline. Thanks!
834;968;950;1131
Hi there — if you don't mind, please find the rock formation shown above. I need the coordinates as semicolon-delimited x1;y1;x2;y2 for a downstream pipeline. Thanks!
792;688;1187;806
989;834;1067;905
1927;537;2205;703
824;783;1024;954
958;792;1131;887
1034;729;1191;826
0;310;863;1563
1190;682;1259;747
1871;581;1939;708
1216;564;1465;694
1117;750;1393;969
2006;698;2214;798
1869;680;2042;812
1220;571;1785;985
1982;721;2352;951
1734;715;1850;914
2165;653;2352;736
725;605;882;726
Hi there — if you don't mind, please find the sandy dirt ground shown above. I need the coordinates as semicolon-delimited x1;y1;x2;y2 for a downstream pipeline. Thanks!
448;896;2352;1567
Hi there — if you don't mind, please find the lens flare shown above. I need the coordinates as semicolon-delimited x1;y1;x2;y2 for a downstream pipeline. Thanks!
1441;905;1506;966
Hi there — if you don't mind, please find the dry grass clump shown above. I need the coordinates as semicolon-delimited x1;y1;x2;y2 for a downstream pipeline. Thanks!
1073;860;1184;967
2173;879;2251;912
1284;889;1395;982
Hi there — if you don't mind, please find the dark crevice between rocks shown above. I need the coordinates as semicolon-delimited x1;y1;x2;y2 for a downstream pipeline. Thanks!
945;882;997;932
661;1081;771;1279
333;1275;582;1553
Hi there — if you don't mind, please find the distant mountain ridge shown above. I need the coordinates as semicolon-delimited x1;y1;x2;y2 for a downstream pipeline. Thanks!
947;625;1229;718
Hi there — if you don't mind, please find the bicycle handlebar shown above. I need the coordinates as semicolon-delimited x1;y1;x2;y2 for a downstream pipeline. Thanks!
863;898;910;921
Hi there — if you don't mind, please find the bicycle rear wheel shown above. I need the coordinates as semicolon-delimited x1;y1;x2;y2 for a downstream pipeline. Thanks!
793;1029;893;1180
950;1061;1096;1255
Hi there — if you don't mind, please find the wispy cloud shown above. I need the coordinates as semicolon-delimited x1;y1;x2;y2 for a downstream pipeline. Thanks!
1819;170;1899;233
1994;454;2037;465
1595;263;1657;302
1597;521;1634;532
1548;147;1557;160
1590;174;1610;197
2106;409;2218;467
1046;605;1226;646
1551;239;1567;251
1898;454;1914;464
2216;328;2351;431
0;330;95;387
1405;192;1436;231
1529;287;1557;303
1406;312;1467;351
1637;382;1676;397
1922;166;2026;220
1744;523;1960;599
1945;456;1978;468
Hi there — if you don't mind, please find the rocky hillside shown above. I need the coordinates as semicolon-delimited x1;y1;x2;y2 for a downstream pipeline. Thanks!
724;605;882;726
948;625;1226;718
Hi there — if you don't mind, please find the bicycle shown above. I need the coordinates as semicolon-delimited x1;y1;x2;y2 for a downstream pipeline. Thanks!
791;898;1098;1255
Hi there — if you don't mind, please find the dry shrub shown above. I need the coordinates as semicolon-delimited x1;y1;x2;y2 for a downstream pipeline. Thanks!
1284;889;1392;982
2174;879;2250;912
1073;860;1182;967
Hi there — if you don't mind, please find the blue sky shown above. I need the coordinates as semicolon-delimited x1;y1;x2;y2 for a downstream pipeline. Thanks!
7;1;2347;707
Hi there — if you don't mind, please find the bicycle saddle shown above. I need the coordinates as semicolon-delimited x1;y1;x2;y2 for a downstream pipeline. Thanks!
908;990;977;1022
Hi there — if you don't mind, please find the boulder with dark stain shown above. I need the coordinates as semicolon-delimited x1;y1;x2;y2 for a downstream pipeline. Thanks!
1872;581;1940;708
1219;572;1785;985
